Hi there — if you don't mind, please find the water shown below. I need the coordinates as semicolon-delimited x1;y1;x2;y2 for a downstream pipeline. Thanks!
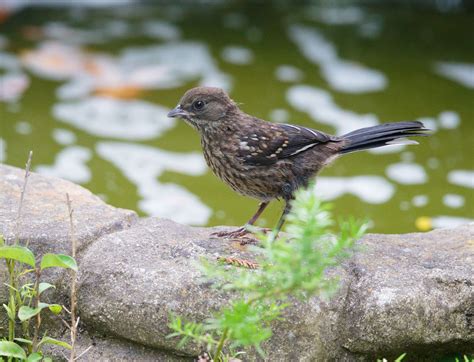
1;3;473;233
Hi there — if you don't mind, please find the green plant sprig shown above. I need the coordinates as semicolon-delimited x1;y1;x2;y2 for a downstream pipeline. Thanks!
169;185;368;361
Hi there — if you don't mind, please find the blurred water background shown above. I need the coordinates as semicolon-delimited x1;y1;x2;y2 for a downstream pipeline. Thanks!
0;0;473;233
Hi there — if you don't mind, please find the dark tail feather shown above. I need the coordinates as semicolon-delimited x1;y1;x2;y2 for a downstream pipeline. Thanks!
339;121;430;154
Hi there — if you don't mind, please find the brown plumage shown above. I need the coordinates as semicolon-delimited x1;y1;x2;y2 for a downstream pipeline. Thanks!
168;87;429;238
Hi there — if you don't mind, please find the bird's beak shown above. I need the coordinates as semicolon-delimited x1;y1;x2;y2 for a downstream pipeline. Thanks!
167;105;187;118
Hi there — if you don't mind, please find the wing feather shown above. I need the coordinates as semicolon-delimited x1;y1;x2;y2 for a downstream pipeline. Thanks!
238;123;336;166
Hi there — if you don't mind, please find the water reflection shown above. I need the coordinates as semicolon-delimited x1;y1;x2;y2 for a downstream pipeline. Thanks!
287;85;378;135
53;96;173;140
434;62;474;89
96;142;210;225
314;176;395;204
288;24;387;93
386;162;428;185
0;2;472;232
36;146;92;184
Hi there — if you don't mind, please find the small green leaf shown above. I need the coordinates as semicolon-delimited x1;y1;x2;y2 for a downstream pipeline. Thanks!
395;353;407;362
14;338;32;345
48;304;62;315
40;253;77;271
18;306;42;321
3;303;15;320
0;341;27;359
27;352;43;362
38;336;72;350
43;358;53;362
18;302;50;321
0;245;35;267
39;282;55;294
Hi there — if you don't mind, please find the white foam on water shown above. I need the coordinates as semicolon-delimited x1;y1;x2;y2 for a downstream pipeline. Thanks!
268;109;290;124
288;24;387;93
23;40;231;98
96;141;211;225
42;22;108;45
0;138;6;163
314;175;395;204
386;162;428;185
142;20;181;41
442;194;465;209
36;146;92;184
15;121;32;135
431;216;473;229
52;128;76;145
57;53;178;99
22;42;85;80
0;52;28;103
438;111;460;129
53;96;174;140
287;85;378;135
308;6;365;25
322;60;387;93
0;73;30;102
434;62;474;89
412;195;428;207
121;42;232;91
447;170;474;189
275;65;303;82
221;46;254;65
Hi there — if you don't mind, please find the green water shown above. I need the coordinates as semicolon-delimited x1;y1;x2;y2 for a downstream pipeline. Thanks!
1;3;473;233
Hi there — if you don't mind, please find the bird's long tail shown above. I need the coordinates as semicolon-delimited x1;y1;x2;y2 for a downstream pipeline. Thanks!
339;121;430;154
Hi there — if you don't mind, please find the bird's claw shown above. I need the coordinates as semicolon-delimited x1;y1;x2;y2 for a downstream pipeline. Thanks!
211;227;274;245
211;227;249;239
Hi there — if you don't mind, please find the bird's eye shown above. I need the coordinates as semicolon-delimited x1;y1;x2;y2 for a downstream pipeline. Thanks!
193;100;205;110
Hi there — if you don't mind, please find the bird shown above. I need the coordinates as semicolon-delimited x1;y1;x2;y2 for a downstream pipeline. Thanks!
167;87;429;240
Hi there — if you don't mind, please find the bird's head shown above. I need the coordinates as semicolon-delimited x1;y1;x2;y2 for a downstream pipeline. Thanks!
167;87;237;131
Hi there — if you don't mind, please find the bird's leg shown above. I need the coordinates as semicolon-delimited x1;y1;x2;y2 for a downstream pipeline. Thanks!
211;201;269;239
270;201;292;240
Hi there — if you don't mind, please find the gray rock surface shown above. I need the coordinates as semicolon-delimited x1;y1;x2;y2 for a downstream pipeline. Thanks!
77;218;248;356
0;164;137;256
43;331;189;362
1;164;473;360
78;218;474;360
0;164;137;316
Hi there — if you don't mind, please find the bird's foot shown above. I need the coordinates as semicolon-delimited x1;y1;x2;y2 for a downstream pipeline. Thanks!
211;226;272;245
211;226;250;239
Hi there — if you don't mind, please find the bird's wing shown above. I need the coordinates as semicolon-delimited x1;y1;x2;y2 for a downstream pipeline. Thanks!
238;122;336;166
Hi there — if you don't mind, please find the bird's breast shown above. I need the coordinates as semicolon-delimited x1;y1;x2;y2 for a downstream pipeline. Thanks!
200;135;282;200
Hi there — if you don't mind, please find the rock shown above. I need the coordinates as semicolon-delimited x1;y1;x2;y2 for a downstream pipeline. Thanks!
0;164;137;256
317;227;474;360
0;164;137;311
77;217;251;356
43;330;189;362
78;216;474;360
1;164;473;360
